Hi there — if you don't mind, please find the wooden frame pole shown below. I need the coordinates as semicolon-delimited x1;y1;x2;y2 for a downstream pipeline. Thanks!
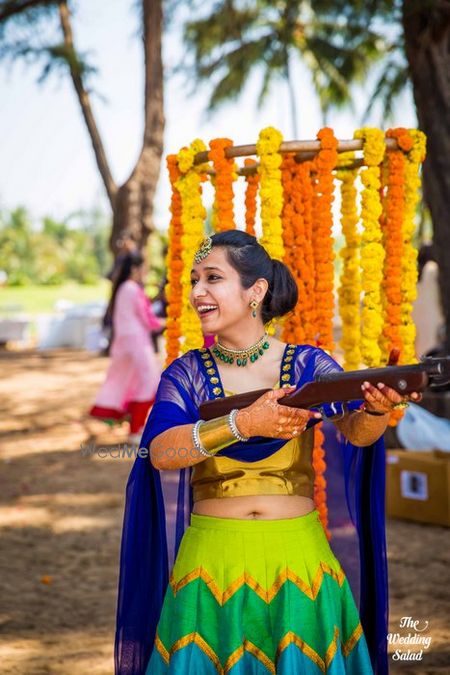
193;137;400;166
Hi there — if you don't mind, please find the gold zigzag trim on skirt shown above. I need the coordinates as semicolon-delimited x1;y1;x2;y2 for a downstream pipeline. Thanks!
342;622;364;657
169;561;346;605
155;624;364;674
225;639;275;674
154;634;169;665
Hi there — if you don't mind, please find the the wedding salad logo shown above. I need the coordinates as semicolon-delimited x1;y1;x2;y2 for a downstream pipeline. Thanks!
388;616;432;662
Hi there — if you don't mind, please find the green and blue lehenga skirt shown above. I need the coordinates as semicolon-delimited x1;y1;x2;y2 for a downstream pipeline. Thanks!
146;509;373;674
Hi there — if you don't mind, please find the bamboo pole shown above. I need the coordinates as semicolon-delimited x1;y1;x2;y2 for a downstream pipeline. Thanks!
194;137;399;166
203;157;366;177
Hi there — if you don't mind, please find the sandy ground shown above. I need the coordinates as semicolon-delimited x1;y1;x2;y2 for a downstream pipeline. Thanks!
0;349;448;674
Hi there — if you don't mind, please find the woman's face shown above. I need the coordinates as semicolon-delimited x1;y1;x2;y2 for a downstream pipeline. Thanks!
189;246;267;334
131;262;145;284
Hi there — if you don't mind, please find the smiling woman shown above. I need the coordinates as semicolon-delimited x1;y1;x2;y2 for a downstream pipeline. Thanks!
112;230;421;675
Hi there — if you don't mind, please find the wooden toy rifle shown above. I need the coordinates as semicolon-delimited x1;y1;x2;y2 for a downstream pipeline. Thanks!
199;357;450;421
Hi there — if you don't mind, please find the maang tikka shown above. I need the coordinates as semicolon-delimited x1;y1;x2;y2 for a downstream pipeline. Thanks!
194;237;213;264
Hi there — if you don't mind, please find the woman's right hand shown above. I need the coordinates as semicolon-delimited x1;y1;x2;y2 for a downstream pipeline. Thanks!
235;386;321;440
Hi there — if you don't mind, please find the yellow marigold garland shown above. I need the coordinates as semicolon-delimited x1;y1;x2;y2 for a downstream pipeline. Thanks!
256;126;285;261
256;126;285;335
336;152;361;370
165;155;184;365
244;159;259;236
354;128;386;367
175;138;208;352
312;128;338;353
400;129;426;364
208;138;237;232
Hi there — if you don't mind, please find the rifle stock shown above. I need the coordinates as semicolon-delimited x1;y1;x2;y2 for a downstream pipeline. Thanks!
198;357;450;421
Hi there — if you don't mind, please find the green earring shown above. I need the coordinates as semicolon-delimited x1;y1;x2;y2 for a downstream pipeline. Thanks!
249;300;259;318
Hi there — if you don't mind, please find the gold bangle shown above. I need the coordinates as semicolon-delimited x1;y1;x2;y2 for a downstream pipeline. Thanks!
198;415;237;455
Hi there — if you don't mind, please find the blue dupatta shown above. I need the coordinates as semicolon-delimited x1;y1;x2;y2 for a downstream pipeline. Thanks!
114;344;388;674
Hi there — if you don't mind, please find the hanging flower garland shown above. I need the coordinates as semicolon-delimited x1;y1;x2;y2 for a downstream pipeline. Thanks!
400;129;427;364
336;152;361;370
310;129;338;538
175;138;208;352
281;155;306;344
313;424;331;540
354;128;386;367
256;126;285;335
381;129;412;362
244;158;259;236
312;127;338;353
298;161;316;344
208;138;237;232
256;126;285;261
164;154;184;365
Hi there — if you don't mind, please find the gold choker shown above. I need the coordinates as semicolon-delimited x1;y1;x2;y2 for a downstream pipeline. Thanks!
212;333;270;366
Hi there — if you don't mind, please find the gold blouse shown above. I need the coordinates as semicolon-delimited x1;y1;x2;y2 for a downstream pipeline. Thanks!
191;384;315;502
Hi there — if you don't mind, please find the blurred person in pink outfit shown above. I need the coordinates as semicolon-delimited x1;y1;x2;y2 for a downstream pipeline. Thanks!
90;252;162;443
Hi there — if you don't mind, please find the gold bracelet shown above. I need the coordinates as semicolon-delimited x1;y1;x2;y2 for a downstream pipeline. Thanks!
198;415;237;455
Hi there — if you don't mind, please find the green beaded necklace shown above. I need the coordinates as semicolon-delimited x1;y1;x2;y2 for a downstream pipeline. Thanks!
212;333;270;366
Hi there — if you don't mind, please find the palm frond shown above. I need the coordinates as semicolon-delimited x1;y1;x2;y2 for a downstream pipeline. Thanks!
0;2;97;86
206;34;274;109
181;0;407;122
363;54;410;122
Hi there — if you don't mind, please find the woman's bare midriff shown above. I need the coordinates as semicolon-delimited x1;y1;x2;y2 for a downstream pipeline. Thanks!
192;495;315;520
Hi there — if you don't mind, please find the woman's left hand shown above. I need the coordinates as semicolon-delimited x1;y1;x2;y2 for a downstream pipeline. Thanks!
361;381;422;414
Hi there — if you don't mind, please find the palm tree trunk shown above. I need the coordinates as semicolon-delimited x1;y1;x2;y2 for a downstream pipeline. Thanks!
59;0;164;255
110;0;164;253
58;1;117;209
403;1;450;352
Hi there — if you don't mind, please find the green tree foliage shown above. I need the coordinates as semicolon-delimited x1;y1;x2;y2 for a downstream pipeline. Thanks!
181;0;389;129
0;207;112;285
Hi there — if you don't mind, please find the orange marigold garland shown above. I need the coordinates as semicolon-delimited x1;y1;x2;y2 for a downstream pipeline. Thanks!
281;155;319;345
164;155;184;366
281;155;305;344
281;155;306;344
208;138;237;232
244;159;259;236
312;127;338;352
311;128;338;539
313;425;330;540
279;153;326;530
298;161;316;344
381;129;412;363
